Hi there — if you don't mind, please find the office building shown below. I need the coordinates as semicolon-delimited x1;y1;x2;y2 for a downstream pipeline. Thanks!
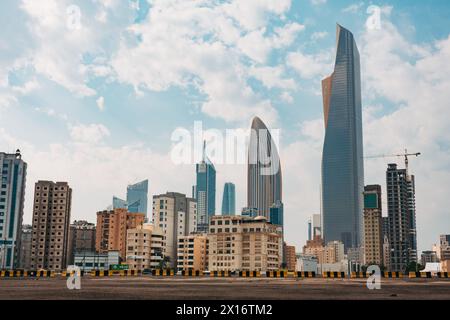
112;196;127;209
387;163;417;271
0;150;27;269
221;183;236;216
321;25;364;251
283;243;296;271
196;143;216;232
96;208;145;260
177;234;208;271
241;207;258;218
308;214;321;241
302;236;344;265
208;215;282;272
127;180;149;216
363;185;383;266
152;192;197;268
67;220;96;265
19;224;32;269
247;117;282;220
126;224;164;271
269;201;284;226
30;181;72;271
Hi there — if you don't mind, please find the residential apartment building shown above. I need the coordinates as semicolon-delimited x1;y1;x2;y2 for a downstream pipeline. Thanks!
283;243;296;271
177;234;208;271
19;224;32;269
67;220;96;265
302;236;344;265
0;150;27;269
363;185;383;266
126;224;163;271
30;181;72;271
440;235;450;261
96;208;145;260
152;192;197;268
207;215;282;272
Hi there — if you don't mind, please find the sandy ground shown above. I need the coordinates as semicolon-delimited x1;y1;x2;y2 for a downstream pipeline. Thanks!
0;277;449;300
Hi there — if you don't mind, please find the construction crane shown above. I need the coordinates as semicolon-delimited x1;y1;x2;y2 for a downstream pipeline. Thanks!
365;149;421;174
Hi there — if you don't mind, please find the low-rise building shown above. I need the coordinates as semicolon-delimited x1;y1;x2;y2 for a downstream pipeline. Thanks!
177;234;208;271
208;215;282;272
74;251;119;271
67;220;96;265
125;224;163;271
296;254;318;273
421;250;439;266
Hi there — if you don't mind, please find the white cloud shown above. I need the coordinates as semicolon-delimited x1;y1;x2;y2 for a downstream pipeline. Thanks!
69;123;110;144
280;91;294;104
311;31;328;41
286;50;333;79
111;0;303;124
310;0;327;6
342;2;365;14
96;96;105;111
249;65;296;90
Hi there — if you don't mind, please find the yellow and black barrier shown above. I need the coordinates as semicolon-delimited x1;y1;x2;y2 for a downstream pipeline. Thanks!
181;270;203;277
62;270;84;277
117;270;139;276
210;270;230;277
383;272;403;278
322;271;346;279
437;272;449;278
409;272;432;278
266;271;285;278
297;271;316;278
239;271;261;277
351;272;369;278
152;269;175;276
90;270;113;277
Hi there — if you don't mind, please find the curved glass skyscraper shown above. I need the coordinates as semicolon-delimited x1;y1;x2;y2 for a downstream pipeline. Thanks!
127;180;149;216
247;117;282;220
321;25;364;251
221;182;236;215
196;142;216;232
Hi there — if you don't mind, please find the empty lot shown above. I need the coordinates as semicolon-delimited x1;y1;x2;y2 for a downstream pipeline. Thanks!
1;277;449;300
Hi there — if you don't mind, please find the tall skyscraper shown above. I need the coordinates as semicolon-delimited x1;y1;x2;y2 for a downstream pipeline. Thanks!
0;150;27;269
196;142;216;232
30;181;72;271
321;25;364;251
308;214;321;241
247;116;282;220
127;180;149;216
363;185;383;266
269;200;284;226
386;163;417;271
152;192;197;268
221;182;236;216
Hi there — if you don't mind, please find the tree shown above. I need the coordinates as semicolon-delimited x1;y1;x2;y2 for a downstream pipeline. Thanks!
158;256;171;270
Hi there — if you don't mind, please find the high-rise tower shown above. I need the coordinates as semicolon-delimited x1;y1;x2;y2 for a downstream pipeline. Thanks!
386;163;417;271
126;180;149;216
221;182;236;216
196;142;216;232
0;150;27;269
321;25;364;251
247;117;282;220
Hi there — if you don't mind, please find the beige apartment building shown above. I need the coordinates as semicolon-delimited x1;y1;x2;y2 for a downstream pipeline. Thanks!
283;244;297;271
363;208;383;265
207;215;282;272
126;224;164;270
152;192;197;268
30;181;72;271
177;234;208;271
302;236;344;265
96;208;145;260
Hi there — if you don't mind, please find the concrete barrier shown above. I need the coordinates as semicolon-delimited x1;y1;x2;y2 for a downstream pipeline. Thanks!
266;271;285;278
383;272;403;278
350;272;369;278
437;272;449;278
210;271;230;277
322;271;346;279
409;272;432;278
181;270;203;277
152;269;174;276
296;271;316;278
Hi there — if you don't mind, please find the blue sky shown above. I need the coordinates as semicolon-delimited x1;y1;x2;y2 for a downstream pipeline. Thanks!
1;0;449;253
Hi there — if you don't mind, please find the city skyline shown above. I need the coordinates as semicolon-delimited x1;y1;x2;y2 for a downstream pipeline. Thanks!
0;0;449;255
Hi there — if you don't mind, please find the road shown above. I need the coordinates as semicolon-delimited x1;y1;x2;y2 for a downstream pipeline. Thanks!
1;277;449;300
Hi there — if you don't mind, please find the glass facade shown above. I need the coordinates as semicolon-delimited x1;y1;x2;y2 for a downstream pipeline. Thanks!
269;200;284;226
221;182;236;215
0;150;27;269
247;117;282;221
126;180;149;216
196;151;216;232
321;25;364;251
112;196;127;209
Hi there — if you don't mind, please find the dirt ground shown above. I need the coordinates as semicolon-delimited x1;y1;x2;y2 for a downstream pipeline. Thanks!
0;277;449;300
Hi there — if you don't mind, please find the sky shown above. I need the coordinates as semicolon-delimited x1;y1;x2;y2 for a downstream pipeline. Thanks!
1;0;449;254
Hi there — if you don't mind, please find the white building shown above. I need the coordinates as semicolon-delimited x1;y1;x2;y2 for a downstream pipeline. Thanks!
296;254;318;273
152;192;197;268
73;251;120;271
